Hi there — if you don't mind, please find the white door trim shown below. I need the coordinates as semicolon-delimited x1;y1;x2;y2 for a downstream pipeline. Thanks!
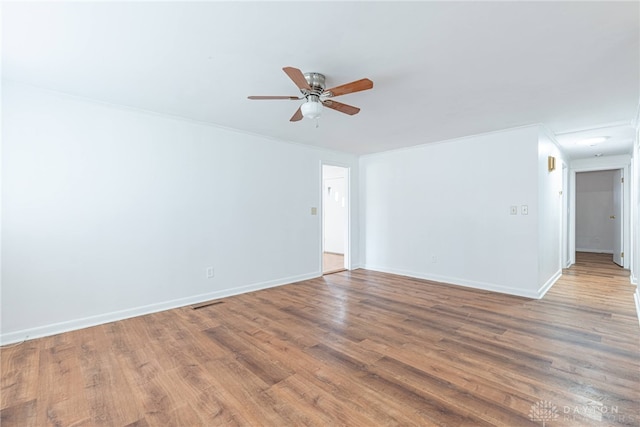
562;162;570;268
569;158;631;268
320;162;351;272
612;169;624;266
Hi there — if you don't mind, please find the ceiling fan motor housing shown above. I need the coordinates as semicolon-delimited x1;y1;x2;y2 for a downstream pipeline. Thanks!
303;72;326;96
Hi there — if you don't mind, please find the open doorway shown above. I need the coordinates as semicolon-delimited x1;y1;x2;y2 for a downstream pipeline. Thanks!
322;165;349;274
562;162;570;268
575;169;624;267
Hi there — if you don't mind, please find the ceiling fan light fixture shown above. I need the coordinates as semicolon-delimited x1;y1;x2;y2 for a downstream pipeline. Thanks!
301;99;323;119
578;136;609;146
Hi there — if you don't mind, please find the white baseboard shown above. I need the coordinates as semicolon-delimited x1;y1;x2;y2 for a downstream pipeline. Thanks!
575;248;614;254
0;272;320;345
537;270;562;299
362;265;552;299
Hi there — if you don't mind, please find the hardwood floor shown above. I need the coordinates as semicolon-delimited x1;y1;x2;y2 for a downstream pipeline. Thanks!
323;252;345;274
2;252;638;426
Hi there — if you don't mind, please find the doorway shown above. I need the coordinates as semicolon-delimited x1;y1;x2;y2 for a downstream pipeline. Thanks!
575;169;624;267
322;164;349;274
562;163;570;268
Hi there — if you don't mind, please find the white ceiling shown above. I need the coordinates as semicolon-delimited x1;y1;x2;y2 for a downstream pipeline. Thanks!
2;1;638;157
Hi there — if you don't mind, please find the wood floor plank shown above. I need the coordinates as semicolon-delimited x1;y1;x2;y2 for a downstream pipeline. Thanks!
1;251;638;426
266;374;354;426
76;325;142;425
0;398;38;427
200;357;288;425
0;341;39;409
35;342;92;426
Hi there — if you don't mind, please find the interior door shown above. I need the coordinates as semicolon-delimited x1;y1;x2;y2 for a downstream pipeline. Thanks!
612;169;623;267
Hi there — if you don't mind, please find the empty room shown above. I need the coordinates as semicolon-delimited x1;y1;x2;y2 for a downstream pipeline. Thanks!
2;1;639;426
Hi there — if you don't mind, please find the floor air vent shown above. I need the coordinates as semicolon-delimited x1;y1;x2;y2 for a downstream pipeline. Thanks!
191;300;225;310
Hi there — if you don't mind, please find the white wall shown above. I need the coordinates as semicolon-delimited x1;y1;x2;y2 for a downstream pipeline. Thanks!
361;125;544;298
1;81;359;343
322;165;347;254
575;170;615;253
537;128;565;294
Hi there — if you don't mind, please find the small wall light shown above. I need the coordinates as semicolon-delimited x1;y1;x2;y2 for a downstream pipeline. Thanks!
548;156;556;172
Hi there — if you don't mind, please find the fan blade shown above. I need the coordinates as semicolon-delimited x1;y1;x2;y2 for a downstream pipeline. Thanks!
283;67;311;91
290;106;303;122
322;100;360;115
324;78;373;97
248;96;300;100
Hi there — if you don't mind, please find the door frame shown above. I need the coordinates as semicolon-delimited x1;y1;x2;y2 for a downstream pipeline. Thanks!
612;169;624;266
569;159;630;268
562;162;570;268
320;162;351;273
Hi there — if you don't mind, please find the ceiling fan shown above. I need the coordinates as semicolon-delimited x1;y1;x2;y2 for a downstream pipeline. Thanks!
248;66;373;122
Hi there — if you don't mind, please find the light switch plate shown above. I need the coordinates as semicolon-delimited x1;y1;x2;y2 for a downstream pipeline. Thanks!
510;206;517;215
311;207;317;215
521;205;528;215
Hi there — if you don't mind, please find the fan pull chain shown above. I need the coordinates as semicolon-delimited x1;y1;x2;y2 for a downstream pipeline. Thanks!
315;119;320;129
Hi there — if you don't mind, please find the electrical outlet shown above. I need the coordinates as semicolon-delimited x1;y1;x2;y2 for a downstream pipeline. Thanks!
206;267;215;279
432;255;438;263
